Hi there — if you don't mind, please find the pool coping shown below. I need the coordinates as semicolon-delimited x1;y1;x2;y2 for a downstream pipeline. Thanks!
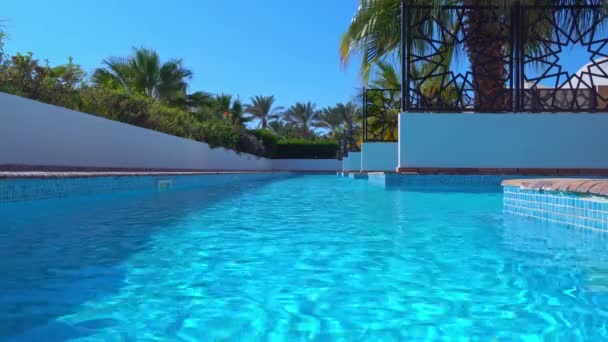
398;168;608;176
501;178;608;197
0;170;338;179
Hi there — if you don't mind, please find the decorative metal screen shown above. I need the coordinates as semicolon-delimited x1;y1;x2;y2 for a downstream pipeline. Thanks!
340;126;361;158
398;2;608;113
405;4;513;112
520;5;608;112
363;88;400;142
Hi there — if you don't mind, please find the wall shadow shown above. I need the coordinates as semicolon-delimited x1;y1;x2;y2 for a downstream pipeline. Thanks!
0;175;301;340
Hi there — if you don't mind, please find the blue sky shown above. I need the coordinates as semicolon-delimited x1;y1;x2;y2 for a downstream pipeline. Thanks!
1;0;363;109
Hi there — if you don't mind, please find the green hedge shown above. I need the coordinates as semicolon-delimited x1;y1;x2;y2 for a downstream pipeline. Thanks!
250;129;280;157
274;139;339;159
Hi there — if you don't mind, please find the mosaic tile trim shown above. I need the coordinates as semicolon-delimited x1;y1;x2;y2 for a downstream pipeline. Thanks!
502;178;608;197
348;173;368;180
366;174;533;188
503;186;608;232
0;173;292;204
367;173;387;187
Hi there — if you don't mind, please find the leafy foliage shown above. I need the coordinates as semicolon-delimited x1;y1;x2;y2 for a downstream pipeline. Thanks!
274;139;339;159
342;0;607;109
92;47;192;106
0;52;85;107
244;95;283;128
283;102;319;139
0;44;362;159
250;129;281;157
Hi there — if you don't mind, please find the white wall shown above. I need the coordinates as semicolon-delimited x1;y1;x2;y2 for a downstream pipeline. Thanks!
342;157;349;171
272;159;341;171
399;113;608;169
343;152;362;172
0;93;339;171
361;142;398;172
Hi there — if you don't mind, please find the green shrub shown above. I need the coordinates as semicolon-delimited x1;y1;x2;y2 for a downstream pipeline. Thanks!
78;87;151;127
200;118;240;149
236;132;264;155
0;50;343;157
274;139;339;159
250;129;280;157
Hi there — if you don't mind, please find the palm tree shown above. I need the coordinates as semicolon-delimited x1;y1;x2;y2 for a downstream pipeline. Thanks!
371;60;461;109
314;106;345;138
92;47;192;105
186;91;215;112
244;95;284;129
212;94;252;126
283;102;318;139
370;61;401;90
341;0;606;111
214;93;233;115
339;102;362;132
230;98;253;126
268;120;297;137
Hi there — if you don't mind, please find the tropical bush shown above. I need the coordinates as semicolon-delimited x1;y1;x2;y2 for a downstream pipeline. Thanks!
0;44;358;158
200;117;241;149
0;52;246;150
274;139;339;159
0;52;85;107
250;129;280;157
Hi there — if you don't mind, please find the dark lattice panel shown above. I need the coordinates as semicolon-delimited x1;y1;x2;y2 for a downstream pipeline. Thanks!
364;89;400;142
522;5;608;112
406;5;513;112
400;3;608;113
341;127;361;157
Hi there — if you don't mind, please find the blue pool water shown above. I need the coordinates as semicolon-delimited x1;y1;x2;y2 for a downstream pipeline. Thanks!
2;175;608;340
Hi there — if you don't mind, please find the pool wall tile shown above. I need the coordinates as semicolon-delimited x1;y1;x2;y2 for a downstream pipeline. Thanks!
366;174;536;188
0;173;294;203
503;186;608;232
348;173;369;180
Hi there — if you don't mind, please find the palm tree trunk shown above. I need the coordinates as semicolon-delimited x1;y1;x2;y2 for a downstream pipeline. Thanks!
262;117;267;129
463;0;509;111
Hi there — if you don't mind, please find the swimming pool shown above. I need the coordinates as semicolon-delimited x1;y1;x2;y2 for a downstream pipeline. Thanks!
2;174;608;340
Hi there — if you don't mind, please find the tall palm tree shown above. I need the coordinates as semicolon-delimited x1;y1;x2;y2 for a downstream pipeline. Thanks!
339;102;362;132
268;120;297;137
283;102;318;139
244;95;284;128
314;106;345;138
92;47;192;105
341;0;606;111
314;102;362;135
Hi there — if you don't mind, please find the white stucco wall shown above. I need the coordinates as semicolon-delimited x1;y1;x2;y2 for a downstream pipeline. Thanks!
399;113;608;169
0;93;339;171
342;157;349;171
361;142;398;172
343;152;362;172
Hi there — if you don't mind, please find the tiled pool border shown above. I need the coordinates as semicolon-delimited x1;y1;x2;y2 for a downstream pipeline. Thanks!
366;173;533;187
355;173;608;232
0;173;299;203
502;179;608;232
